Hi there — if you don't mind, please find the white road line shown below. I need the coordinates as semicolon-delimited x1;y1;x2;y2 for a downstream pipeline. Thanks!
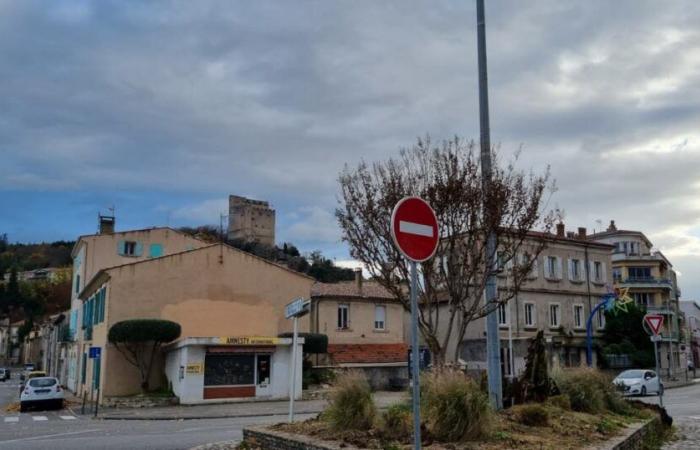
399;220;434;237
0;429;101;445
32;416;48;421
59;415;77;420
3;417;18;423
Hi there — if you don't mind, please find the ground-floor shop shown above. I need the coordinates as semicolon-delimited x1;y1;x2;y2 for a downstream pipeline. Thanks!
165;336;303;405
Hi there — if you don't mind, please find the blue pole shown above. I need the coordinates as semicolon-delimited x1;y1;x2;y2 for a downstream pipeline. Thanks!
586;300;606;367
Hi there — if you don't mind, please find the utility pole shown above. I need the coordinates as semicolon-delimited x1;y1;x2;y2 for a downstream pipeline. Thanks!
476;0;503;410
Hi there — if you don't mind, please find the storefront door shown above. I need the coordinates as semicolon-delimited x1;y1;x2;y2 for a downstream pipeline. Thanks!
256;354;271;397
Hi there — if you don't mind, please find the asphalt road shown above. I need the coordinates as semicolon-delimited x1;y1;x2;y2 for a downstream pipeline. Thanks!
639;380;700;449
0;373;311;449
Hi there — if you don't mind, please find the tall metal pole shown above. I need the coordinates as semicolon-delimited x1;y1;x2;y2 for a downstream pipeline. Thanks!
476;0;502;409
410;260;422;449
653;338;664;407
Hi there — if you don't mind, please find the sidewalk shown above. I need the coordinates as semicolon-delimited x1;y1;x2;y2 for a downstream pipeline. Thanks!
97;391;406;421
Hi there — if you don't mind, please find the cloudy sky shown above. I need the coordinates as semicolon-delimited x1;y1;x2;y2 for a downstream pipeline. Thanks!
2;1;700;297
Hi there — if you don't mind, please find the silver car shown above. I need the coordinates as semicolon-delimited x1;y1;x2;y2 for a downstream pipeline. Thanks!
20;377;64;412
613;369;663;396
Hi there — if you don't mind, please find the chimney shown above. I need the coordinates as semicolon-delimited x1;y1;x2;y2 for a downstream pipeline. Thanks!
607;220;617;232
98;214;115;234
566;231;576;239
354;267;363;293
556;222;565;237
578;227;587;239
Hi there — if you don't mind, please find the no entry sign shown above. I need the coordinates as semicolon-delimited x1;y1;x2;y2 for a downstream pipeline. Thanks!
644;314;664;336
391;197;439;262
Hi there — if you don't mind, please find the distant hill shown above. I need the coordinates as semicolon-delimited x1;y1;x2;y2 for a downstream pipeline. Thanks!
0;233;74;278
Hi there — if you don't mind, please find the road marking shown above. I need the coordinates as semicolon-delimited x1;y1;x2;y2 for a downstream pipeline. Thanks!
0;429;101;445
32;416;48;421
399;220;434;237
2;417;18;423
60;415;77;420
690;416;700;420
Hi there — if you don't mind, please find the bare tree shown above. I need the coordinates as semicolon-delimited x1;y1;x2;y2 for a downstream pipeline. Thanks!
336;137;555;365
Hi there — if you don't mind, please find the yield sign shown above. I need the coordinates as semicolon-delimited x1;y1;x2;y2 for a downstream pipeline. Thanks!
644;314;664;336
390;197;439;262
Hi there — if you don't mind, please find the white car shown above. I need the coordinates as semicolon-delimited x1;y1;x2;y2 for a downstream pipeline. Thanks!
20;377;64;412
613;369;663;396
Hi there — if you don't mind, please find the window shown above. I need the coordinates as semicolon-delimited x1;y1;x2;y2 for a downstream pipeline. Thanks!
124;241;137;256
549;304;561;328
496;251;507;271
118;240;142;257
633;292;652;308
337;304;349;329
498;303;508;326
500;347;512;377
613;267;622;282
593;262;603;282
628;267;652;281
546;256;557;278
257;354;271;385
204;354;254;386
597;308;606;329
75;274;80;294
573;305;584;329
374;305;386;330
569;259;581;281
524;303;536;327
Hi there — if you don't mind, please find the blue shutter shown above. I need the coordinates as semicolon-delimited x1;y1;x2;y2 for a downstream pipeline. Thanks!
81;303;86;328
100;288;106;322
149;243;163;258
93;357;101;389
134;242;143;257
117;240;126;256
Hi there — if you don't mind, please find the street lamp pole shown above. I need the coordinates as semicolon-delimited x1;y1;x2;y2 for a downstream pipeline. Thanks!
476;0;503;410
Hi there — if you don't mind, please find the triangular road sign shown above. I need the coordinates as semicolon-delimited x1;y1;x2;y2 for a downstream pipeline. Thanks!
644;314;664;336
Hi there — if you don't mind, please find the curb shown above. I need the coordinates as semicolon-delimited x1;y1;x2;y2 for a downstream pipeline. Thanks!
99;409;324;421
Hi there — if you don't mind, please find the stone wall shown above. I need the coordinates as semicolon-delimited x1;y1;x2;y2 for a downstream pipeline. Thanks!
243;427;359;450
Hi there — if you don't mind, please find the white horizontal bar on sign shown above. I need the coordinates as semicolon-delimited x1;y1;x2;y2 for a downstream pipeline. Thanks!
399;221;434;237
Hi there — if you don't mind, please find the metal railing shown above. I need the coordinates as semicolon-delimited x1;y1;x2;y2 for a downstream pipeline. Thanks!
623;277;672;285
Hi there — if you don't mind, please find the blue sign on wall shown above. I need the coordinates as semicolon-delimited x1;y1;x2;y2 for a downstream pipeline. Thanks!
89;347;101;359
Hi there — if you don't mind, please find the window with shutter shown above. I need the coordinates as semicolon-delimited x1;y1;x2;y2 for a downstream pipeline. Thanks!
374;305;386;330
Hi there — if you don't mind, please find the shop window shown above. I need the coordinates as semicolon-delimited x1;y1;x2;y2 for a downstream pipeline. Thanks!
204;354;255;386
257;354;271;385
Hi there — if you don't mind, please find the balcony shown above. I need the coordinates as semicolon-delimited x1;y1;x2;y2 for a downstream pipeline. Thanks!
646;305;677;315
619;277;673;289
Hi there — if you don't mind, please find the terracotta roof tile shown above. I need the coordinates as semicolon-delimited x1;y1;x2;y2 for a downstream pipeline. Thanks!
327;343;408;364
311;281;395;300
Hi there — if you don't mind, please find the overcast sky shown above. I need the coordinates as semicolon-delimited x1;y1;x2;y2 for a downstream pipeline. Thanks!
1;1;699;298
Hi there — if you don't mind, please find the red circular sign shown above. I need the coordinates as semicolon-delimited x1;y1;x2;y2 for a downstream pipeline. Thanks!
390;197;439;262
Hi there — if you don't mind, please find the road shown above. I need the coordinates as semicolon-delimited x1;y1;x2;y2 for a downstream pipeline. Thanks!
640;381;700;449
0;374;310;449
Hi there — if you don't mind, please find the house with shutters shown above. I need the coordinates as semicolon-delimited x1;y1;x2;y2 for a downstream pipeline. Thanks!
64;216;210;392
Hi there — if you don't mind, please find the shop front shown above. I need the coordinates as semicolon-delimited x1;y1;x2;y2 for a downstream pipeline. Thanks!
165;336;303;404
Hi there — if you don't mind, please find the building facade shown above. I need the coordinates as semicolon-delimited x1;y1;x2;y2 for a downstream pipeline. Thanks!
679;300;700;371
66;221;210;392
76;243;314;404
444;224;614;377
589;221;684;379
309;269;408;388
227;195;276;246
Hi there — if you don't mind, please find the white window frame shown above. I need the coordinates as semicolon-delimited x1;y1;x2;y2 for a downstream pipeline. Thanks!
569;258;582;282
124;241;137;256
597;308;606;329
497;302;509;327
549;303;561;328
337;304;349;330
593;261;602;282
573;304;584;329
545;256;562;280
374;305;386;330
524;302;536;327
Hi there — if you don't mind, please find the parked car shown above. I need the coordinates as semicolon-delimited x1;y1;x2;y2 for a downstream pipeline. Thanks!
0;368;9;381
20;377;64;412
19;371;47;394
613;369;663;396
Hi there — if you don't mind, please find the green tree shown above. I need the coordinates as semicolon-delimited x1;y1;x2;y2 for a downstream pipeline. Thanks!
108;319;182;392
520;330;550;402
601;303;654;368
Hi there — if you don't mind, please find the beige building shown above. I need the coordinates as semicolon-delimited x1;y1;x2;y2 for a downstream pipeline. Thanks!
309;270;407;388
589;221;684;379
443;224;614;376
227;195;276;246
67;219;211;391
76;243;314;403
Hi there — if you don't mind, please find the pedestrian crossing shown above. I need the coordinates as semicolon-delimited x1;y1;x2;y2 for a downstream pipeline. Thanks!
2;414;80;424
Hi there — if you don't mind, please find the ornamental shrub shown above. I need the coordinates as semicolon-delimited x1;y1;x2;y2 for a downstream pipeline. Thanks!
277;332;328;354
516;404;550;427
108;319;181;344
421;369;492;442
323;370;376;431
552;368;625;414
380;402;413;442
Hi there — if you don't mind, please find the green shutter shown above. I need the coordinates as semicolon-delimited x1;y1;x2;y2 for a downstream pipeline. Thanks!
93;357;101;389
100;288;106;322
134;242;143;257
117;240;125;256
81;353;87;384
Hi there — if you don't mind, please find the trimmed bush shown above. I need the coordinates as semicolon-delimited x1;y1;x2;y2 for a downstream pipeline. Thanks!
546;394;571;410
380;402;413;442
517;404;549;427
278;332;328;354
552;368;627;414
108;319;181;343
323;370;376;431
421;370;492;442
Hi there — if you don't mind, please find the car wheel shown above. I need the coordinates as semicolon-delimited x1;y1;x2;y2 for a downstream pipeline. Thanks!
20;402;27;413
56;399;64;410
641;386;647;396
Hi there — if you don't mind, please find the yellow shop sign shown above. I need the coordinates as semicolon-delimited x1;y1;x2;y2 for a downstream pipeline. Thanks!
185;363;203;374
219;336;280;346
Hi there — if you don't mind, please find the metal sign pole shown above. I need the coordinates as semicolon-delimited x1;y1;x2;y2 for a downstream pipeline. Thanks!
288;315;299;423
410;260;422;449
653;337;663;407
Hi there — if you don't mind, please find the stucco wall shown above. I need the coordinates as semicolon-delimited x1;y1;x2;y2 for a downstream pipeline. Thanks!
313;299;404;345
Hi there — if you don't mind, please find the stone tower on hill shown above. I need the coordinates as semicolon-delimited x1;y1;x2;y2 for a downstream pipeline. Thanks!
227;195;276;246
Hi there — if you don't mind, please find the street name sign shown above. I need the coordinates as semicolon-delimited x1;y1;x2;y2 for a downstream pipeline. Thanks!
644;314;664;336
89;347;101;359
285;298;310;319
390;196;439;262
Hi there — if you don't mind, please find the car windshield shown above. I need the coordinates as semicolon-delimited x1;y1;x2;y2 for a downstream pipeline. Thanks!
28;378;57;388
618;370;645;379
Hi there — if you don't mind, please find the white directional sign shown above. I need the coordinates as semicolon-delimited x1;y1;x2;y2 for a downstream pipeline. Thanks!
285;298;309;319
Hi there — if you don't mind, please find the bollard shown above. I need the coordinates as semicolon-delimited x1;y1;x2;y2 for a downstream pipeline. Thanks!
81;391;87;415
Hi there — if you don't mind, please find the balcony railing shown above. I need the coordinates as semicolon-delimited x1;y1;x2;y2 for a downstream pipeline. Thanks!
646;305;676;315
621;277;673;287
